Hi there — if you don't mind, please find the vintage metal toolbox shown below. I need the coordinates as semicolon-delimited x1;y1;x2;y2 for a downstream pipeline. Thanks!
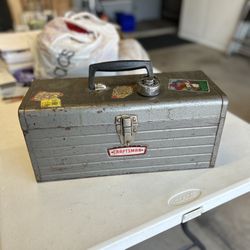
19;60;228;182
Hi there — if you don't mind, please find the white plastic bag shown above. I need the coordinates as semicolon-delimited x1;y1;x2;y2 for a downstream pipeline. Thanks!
35;12;119;78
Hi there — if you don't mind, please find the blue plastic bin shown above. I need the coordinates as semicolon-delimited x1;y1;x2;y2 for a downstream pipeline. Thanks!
116;12;136;32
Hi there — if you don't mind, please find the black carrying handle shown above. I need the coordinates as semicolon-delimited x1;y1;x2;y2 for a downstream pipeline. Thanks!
88;60;154;90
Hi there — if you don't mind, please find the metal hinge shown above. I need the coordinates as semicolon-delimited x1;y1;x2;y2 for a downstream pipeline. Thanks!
115;115;138;146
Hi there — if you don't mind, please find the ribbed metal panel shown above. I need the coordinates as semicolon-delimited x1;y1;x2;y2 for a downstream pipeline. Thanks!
27;124;217;180
40;162;211;181
35;136;215;157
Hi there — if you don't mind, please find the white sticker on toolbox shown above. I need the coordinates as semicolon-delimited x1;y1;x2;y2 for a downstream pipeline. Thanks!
32;91;63;101
108;146;147;157
112;85;134;99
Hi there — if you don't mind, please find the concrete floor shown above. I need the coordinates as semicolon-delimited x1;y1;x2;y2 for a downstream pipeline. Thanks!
149;44;250;123
130;44;250;250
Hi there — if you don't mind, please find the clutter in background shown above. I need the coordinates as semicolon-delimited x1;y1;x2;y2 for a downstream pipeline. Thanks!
13;68;34;86
0;60;15;88
35;12;119;79
98;0;133;21
116;12;136;32
0;11;148;83
0;9;150;102
8;0;109;32
0;31;38;101
8;0;69;32
2;50;34;85
22;9;54;31
0;59;28;102
76;1;136;32
0;31;38;86
80;0;109;21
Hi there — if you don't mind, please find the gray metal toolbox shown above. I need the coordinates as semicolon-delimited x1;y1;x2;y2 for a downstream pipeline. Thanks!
18;60;228;182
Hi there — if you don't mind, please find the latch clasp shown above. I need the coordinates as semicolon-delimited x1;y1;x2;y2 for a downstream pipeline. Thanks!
115;115;138;146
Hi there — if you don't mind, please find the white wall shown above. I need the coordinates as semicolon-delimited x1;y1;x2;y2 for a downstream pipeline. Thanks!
132;0;161;21
178;0;245;51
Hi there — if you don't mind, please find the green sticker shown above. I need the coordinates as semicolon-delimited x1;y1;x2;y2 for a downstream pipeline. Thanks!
168;79;210;92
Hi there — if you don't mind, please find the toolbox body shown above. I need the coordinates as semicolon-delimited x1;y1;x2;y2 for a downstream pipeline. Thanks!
19;61;228;182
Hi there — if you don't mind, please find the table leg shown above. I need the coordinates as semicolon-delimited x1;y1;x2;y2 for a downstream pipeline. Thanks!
180;222;206;250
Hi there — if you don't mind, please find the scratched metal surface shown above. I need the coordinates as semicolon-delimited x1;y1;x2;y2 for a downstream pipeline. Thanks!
18;71;228;182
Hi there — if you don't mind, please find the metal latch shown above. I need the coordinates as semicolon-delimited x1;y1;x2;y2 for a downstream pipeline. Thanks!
115;115;138;146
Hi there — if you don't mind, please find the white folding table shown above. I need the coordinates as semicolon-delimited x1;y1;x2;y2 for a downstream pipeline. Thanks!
0;101;249;250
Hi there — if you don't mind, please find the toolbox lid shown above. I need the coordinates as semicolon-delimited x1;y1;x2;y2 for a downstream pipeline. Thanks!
19;71;228;130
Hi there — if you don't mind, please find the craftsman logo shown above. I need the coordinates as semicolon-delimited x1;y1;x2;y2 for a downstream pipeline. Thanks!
108;146;147;157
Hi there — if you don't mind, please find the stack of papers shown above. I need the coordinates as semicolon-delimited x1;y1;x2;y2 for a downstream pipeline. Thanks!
0;31;40;85
0;30;39;51
0;60;15;88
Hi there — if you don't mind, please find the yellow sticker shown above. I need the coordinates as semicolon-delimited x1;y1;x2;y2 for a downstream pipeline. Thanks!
41;97;61;108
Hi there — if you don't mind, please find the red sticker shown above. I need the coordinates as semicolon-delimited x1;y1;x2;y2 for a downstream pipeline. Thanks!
108;146;147;157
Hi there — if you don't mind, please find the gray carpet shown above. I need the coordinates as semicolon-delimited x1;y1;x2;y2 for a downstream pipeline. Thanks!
130;44;250;250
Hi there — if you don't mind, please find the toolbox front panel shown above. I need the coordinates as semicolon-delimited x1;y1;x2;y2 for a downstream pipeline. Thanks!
25;117;220;181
